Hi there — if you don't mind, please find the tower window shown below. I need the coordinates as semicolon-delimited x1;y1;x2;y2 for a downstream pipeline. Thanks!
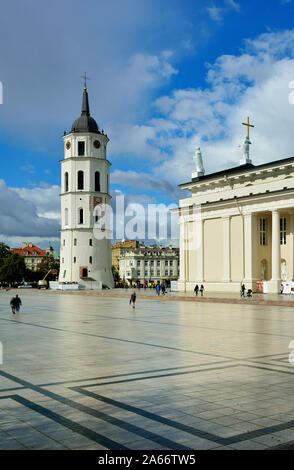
64;172;69;192
73;257;76;263
63;239;65;246
74;238;77;246
65;208;69;226
77;171;84;190
78;208;84;224
89;256;92;264
89;239;92;246
78;141;85;156
95;171;100;192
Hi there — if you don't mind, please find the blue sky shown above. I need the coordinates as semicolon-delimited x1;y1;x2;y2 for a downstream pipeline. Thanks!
1;0;294;249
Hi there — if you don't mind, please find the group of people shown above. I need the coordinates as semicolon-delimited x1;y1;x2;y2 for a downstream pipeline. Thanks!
155;282;166;296
194;284;205;297
10;294;22;314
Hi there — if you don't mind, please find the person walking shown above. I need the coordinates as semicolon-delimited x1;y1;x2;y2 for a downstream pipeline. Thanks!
156;282;160;296
10;295;22;314
130;291;136;309
194;284;199;296
10;296;16;314
241;284;246;298
200;285;204;297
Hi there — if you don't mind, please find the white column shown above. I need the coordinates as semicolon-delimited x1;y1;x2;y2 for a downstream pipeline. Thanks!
195;216;204;282
184;222;189;282
271;210;281;281
222;216;231;282
244;213;257;285
290;214;294;281
179;218;186;283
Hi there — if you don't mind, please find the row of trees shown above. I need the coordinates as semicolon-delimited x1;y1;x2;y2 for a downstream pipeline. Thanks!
0;242;59;285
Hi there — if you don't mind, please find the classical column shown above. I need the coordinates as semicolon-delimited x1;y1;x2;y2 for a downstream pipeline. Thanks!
271;210;281;281
222;216;231;282
179;218;185;283
195;216;204;282
290;214;294;281
244;213;258;286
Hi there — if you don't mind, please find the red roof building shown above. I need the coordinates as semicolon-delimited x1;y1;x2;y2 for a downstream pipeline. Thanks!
11;242;52;271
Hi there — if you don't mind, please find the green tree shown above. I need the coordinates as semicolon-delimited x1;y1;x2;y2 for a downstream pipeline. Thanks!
36;255;59;279
0;242;10;267
0;253;27;284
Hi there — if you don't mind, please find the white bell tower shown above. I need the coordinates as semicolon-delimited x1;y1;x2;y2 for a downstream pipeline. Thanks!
59;78;113;289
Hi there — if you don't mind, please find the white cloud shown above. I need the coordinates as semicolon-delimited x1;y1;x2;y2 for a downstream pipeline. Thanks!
111;170;186;200
0;180;60;241
225;0;240;11
114;28;294;186
207;5;223;22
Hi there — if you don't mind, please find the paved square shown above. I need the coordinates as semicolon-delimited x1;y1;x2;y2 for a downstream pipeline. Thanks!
0;290;294;450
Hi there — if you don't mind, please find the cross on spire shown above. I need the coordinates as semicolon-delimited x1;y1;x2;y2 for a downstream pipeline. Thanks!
242;116;255;139
81;72;90;90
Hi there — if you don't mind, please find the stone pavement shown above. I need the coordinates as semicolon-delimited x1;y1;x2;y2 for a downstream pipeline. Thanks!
1;290;294;450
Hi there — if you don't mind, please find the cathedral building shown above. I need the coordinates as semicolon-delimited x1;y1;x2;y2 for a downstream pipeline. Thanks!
58;79;113;289
178;119;294;294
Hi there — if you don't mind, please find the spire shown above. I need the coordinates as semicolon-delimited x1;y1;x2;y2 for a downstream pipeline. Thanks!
80;72;90;116
71;74;99;134
192;147;205;179
81;88;90;116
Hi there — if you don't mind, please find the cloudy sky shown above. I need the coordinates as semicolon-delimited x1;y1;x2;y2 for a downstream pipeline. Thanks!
1;0;294;249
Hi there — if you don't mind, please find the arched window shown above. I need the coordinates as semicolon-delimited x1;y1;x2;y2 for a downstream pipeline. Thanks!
95;171;100;192
64;172;69;192
89;256;92;264
78;208;84;224
81;267;88;278
77;170;84;190
65;208;68;226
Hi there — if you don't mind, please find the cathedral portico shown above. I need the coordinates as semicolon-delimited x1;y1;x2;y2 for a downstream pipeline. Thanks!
177;123;294;294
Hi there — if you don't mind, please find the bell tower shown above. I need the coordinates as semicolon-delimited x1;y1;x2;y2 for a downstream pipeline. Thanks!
59;78;113;289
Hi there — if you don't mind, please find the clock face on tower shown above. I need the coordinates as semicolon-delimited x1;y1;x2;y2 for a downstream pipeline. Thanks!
93;140;100;149
66;141;71;150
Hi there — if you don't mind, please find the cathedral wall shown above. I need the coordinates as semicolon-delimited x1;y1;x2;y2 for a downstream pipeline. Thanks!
256;214;271;281
230;215;244;282
187;221;197;281
204;218;223;282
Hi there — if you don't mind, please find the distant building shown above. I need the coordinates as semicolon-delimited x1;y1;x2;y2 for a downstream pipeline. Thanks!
112;240;139;271
119;245;179;286
11;242;54;272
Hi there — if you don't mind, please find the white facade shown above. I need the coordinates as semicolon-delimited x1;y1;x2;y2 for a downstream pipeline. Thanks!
58;87;113;289
177;143;294;294
119;246;179;285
